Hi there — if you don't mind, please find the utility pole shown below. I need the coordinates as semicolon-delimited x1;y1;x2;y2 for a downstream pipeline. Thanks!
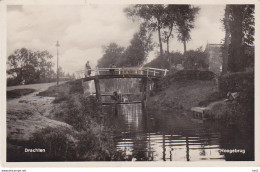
56;41;60;86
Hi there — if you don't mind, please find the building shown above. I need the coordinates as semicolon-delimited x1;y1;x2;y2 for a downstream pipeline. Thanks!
204;43;223;75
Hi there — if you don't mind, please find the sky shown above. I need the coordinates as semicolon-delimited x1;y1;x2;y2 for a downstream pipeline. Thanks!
7;4;225;74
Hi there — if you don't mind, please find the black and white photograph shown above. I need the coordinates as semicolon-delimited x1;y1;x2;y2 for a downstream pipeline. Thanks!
1;0;258;166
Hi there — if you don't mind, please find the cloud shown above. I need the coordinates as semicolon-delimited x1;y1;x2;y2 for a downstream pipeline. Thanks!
164;5;225;54
7;4;225;73
7;4;138;74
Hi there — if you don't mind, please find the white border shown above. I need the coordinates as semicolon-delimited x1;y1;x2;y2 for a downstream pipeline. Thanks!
1;0;259;167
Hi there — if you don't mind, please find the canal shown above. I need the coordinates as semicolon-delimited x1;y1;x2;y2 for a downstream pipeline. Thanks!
103;104;254;161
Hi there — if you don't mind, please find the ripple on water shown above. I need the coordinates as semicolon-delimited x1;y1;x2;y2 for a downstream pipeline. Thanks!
106;104;253;161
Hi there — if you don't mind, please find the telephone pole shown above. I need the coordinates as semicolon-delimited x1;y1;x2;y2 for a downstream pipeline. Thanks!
56;41;60;86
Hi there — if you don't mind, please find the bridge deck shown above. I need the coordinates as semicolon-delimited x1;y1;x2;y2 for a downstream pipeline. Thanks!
102;101;142;105
81;74;160;81
75;67;168;80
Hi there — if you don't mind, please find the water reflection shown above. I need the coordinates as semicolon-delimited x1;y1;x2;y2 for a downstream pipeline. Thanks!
104;104;253;161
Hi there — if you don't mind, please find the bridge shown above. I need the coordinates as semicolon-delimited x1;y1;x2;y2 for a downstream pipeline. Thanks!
74;67;168;106
75;67;168;81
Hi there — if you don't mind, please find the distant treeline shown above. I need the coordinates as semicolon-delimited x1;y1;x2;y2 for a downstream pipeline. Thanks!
7;48;74;86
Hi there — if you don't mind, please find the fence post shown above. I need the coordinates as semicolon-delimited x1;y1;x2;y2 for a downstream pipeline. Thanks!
164;70;167;76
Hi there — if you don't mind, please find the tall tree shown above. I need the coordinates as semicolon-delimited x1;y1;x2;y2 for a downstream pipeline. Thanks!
97;43;125;68
222;5;254;73
119;23;154;66
221;6;231;74
175;5;199;53
161;5;178;54
125;4;166;56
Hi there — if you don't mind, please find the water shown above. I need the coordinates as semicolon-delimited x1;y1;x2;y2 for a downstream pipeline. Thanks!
104;104;254;161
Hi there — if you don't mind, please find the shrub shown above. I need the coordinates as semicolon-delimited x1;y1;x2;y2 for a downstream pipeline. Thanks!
218;71;254;121
218;71;254;94
7;89;35;99
183;48;209;70
52;93;69;103
144;54;170;69
27;126;77;161
199;71;215;80
152;70;215;92
198;92;224;106
171;70;214;81
7;77;22;86
69;80;84;94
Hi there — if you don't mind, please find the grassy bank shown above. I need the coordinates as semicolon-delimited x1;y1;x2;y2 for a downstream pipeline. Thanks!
7;88;35;99
148;80;219;111
147;70;254;128
7;81;129;161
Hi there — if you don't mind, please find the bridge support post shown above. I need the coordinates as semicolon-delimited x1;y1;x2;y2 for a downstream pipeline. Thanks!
141;78;150;109
94;77;102;104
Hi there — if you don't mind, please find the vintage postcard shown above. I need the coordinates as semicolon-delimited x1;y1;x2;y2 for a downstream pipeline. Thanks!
1;0;259;167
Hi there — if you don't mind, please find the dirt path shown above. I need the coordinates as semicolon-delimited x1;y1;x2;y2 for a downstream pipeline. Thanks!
7;82;72;142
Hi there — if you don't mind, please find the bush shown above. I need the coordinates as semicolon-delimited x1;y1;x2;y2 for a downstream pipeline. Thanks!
218;71;254;108
173;70;215;81
69;80;84;94
199;71;215;80
198;91;224;106
183;48;209;70
52;93;69;103
218;71;254;94
7;89;35;99
26;127;77;161
175;70;199;80
52;94;127;161
152;70;215;93
144;54;170;69
7;77;22;86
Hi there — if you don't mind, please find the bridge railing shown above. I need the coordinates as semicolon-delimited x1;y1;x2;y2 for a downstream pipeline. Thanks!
74;67;168;79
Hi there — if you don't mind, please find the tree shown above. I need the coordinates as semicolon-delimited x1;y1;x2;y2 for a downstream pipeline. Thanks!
7;48;54;85
125;5;199;57
222;5;255;73
161;4;199;66
221;6;231;74
183;47;209;70
125;5;166;56
175;5;199;53
119;23;154;67
97;43;125;68
145;52;184;70
58;66;65;77
161;5;178;54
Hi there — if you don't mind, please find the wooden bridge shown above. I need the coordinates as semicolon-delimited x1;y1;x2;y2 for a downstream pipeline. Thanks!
75;67;168;80
74;67;168;106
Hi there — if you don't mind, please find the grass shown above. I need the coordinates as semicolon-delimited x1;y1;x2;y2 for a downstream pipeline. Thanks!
198;91;225;106
52;94;69;104
37;83;70;97
148;80;218;111
148;72;254;135
8;80;129;161
7;89;35;99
